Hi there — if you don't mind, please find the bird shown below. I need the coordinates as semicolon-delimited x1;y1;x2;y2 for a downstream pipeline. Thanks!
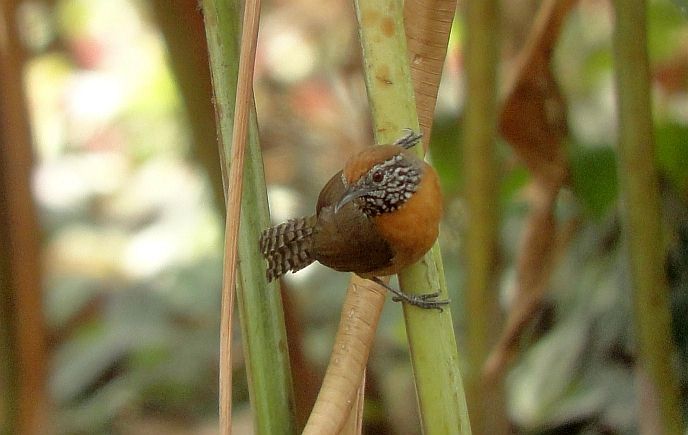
259;130;448;310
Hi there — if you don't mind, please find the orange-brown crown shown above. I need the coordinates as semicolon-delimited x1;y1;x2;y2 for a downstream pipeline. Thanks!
342;145;419;185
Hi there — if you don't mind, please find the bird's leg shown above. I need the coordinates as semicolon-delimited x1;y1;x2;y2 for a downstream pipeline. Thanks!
393;129;422;149
371;277;449;311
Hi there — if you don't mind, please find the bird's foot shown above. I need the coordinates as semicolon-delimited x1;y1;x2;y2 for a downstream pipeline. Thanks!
371;277;449;312
393;129;422;150
391;292;449;311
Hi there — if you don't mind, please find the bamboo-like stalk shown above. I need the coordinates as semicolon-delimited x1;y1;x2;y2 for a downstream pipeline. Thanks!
464;0;500;379
611;1;684;434
462;0;505;432
217;0;259;427
202;1;297;433
354;0;471;433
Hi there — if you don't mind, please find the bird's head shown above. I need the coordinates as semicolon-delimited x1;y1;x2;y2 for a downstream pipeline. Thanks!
335;145;423;217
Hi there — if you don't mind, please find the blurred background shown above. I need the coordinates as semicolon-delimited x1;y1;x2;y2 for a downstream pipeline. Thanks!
1;0;688;434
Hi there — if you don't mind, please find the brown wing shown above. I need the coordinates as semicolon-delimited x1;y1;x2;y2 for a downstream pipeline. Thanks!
312;171;394;274
316;171;345;213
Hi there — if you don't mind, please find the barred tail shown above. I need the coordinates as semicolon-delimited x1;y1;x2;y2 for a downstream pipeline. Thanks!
259;216;317;281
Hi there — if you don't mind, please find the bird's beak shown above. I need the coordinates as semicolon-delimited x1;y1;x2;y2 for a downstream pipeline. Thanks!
334;186;369;214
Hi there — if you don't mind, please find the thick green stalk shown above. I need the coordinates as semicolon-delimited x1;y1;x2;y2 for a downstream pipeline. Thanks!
612;1;684;434
202;1;297;433
463;0;506;433
354;1;471;433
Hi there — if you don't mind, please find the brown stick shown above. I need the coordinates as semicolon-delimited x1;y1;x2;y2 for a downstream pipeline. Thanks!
218;0;261;433
0;2;48;433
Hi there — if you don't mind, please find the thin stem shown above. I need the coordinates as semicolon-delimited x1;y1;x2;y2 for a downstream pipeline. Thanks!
463;0;505;431
203;0;296;433
612;1;684;433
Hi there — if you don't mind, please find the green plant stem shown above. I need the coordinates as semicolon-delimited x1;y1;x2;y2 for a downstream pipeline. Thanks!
354;0;471;433
463;0;505;432
202;1;297;433
612;1;684;433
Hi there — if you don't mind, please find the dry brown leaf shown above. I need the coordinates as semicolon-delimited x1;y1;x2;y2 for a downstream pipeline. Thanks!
404;0;457;151
500;0;577;189
487;0;579;382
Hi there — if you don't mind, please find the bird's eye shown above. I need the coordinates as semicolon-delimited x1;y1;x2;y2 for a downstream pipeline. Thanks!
372;170;384;183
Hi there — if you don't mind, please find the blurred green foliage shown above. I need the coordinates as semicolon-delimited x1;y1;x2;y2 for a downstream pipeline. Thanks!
657;123;688;191
570;146;618;219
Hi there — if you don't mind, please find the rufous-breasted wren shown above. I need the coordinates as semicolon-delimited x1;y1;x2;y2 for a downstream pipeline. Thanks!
259;130;448;309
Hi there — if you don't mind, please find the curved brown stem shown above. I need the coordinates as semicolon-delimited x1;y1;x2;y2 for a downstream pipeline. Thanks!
302;276;386;434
